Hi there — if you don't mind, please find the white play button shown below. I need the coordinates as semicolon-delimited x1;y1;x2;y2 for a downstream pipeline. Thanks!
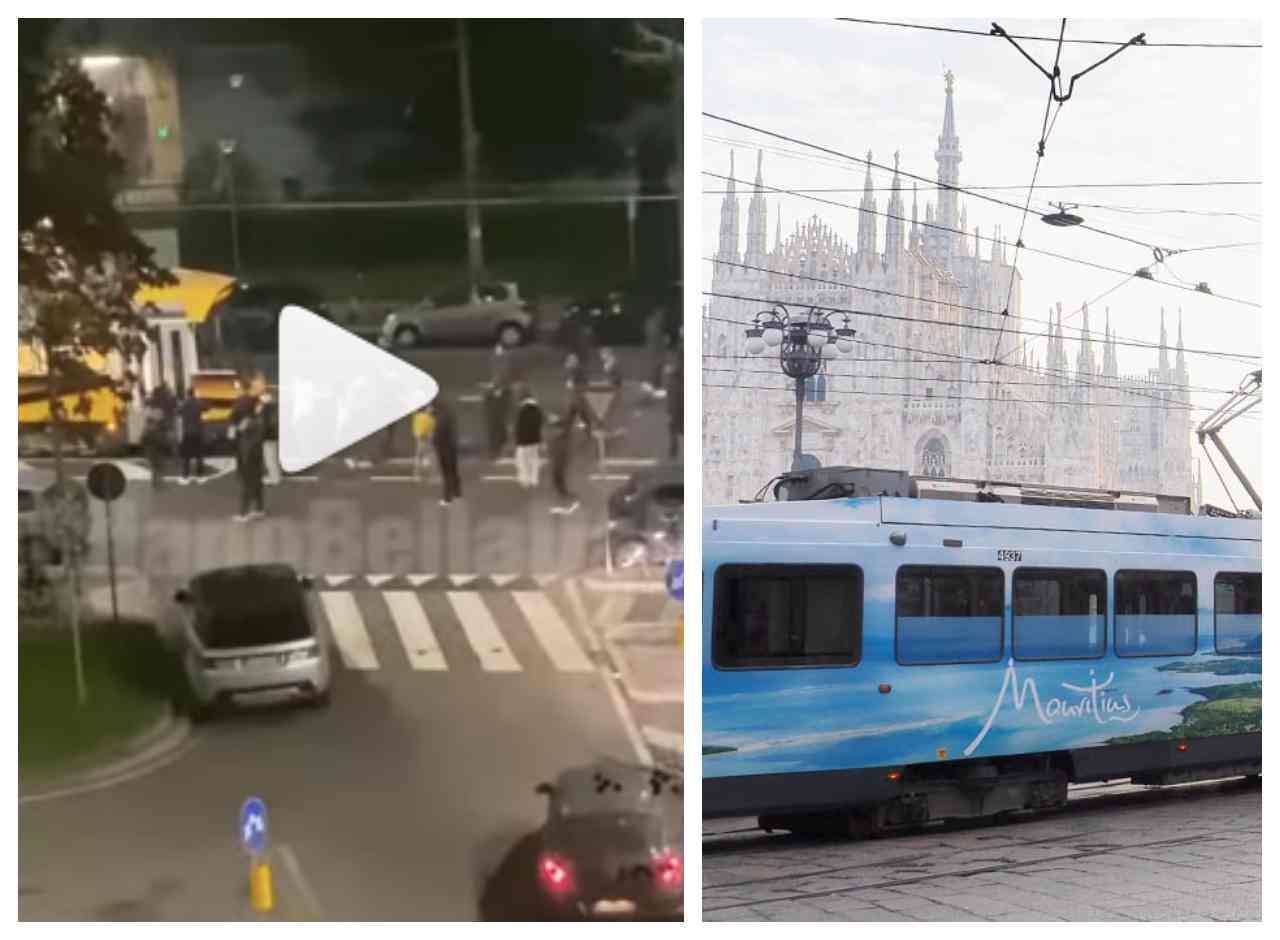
278;305;438;472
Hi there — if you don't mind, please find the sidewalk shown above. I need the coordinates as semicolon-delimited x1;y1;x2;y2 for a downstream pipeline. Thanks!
575;572;683;765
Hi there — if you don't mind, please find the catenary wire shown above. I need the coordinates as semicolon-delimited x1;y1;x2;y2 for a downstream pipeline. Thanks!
703;169;1262;309
834;17;1262;49
700;268;1260;362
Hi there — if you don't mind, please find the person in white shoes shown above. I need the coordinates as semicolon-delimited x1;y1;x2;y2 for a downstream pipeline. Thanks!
546;413;579;515
513;385;544;490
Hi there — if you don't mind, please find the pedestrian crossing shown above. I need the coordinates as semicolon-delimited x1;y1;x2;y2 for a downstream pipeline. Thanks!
310;585;596;677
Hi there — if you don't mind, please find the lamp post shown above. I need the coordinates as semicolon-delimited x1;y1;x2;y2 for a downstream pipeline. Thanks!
745;304;855;471
218;137;241;277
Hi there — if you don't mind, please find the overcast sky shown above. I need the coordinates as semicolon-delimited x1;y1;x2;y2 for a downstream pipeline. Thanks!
702;17;1262;509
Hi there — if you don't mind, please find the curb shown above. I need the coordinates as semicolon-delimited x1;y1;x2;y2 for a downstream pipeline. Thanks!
19;706;194;806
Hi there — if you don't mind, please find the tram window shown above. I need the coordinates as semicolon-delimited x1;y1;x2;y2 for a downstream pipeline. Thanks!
1215;572;1261;655
896;566;1003;665
1013;568;1106;660
712;564;861;669
1115;570;1197;657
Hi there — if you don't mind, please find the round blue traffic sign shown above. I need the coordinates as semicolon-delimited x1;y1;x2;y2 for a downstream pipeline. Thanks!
240;796;268;856
665;559;684;602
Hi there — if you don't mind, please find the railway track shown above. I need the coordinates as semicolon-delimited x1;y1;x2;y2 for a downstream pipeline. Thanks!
702;776;1260;917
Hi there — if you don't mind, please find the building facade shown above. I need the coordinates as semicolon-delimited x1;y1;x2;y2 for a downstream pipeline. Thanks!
704;74;1195;505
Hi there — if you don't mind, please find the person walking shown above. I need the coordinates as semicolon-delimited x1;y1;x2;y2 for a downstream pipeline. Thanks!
142;403;166;489
483;375;511;460
261;391;282;485
431;397;462;506
546;413;579;515
562;352;592;441
513;386;544;490
178;387;207;484
234;403;267;521
411;403;436;480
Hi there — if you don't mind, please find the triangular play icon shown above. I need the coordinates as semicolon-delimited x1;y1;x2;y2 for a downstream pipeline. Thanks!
279;305;439;472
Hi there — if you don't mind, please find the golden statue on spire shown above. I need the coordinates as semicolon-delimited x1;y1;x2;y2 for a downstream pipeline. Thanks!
944;68;955;94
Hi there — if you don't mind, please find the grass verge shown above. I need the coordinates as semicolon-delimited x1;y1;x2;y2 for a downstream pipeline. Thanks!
18;618;184;781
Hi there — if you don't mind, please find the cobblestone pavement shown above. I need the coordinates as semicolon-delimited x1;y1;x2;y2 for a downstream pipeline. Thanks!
702;777;1261;922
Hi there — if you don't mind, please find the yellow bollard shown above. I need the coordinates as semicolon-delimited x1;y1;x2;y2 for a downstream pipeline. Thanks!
250;859;274;913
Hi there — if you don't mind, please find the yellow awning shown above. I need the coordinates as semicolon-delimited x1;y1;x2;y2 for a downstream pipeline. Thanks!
133;267;237;323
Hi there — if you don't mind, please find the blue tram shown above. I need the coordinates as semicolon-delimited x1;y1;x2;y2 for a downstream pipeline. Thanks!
702;468;1261;832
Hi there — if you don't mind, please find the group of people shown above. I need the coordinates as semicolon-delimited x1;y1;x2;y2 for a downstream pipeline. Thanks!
139;378;281;523
140;380;226;488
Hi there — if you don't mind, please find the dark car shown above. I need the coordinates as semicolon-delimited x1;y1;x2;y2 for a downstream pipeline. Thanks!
557;281;681;350
205;281;331;355
606;463;683;570
534;760;683;920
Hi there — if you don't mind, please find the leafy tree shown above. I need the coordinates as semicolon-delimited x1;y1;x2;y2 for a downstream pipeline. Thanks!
19;48;173;483
19;34;174;701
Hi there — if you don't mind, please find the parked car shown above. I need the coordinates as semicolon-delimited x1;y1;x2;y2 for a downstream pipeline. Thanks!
379;281;537;349
556;281;681;350
534;760;683;920
170;563;331;718
606;463;683;570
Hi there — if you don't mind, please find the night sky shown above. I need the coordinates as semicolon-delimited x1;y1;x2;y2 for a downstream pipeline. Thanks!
22;18;682;188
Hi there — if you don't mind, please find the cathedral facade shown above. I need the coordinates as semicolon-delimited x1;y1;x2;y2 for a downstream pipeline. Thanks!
704;74;1195;506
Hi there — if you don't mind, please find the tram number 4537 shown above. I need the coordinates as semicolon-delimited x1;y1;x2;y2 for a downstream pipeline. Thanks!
997;549;1023;562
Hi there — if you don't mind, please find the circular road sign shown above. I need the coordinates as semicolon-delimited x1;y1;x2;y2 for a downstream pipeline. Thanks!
86;462;127;502
240;796;268;856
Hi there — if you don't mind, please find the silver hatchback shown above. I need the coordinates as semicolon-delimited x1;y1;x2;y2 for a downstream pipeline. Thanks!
172;564;331;717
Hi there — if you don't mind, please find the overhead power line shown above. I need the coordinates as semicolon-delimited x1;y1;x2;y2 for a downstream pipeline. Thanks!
704;134;1263;191
702;380;1245;414
835;17;1263;49
703;303;1259;413
702;186;1263;221
700;356;1247;398
705;112;1167;255
701;266;1260;364
703;169;1262;309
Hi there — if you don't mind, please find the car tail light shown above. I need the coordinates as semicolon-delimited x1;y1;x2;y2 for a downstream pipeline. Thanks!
538;852;574;894
653;850;682;891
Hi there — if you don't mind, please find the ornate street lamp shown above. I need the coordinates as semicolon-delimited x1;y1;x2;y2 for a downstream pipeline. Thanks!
745;304;855;470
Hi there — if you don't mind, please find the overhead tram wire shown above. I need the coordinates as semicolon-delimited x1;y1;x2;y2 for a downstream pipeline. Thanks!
702;169;1262;310
834;17;1263;49
991;25;1065;364
704;112;1186;258
703;304;1258;414
701;380;1253;415
700;361;1250;399
700;266;1261;363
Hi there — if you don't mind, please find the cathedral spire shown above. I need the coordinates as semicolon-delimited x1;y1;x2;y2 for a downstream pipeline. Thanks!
1077;301;1097;378
1176;308;1187;376
716;151;741;266
1103;308;1118;378
1159;307;1170;377
744;150;769;264
774;203;782;253
930;69;963;267
884;149;905;264
909;182;920;251
857;150;878;266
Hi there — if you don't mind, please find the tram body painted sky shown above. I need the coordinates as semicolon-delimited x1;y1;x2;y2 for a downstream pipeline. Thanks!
702;18;1261;507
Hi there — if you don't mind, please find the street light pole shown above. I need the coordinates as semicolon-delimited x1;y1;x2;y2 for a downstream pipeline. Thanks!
457;19;484;285
219;137;241;277
745;305;856;472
